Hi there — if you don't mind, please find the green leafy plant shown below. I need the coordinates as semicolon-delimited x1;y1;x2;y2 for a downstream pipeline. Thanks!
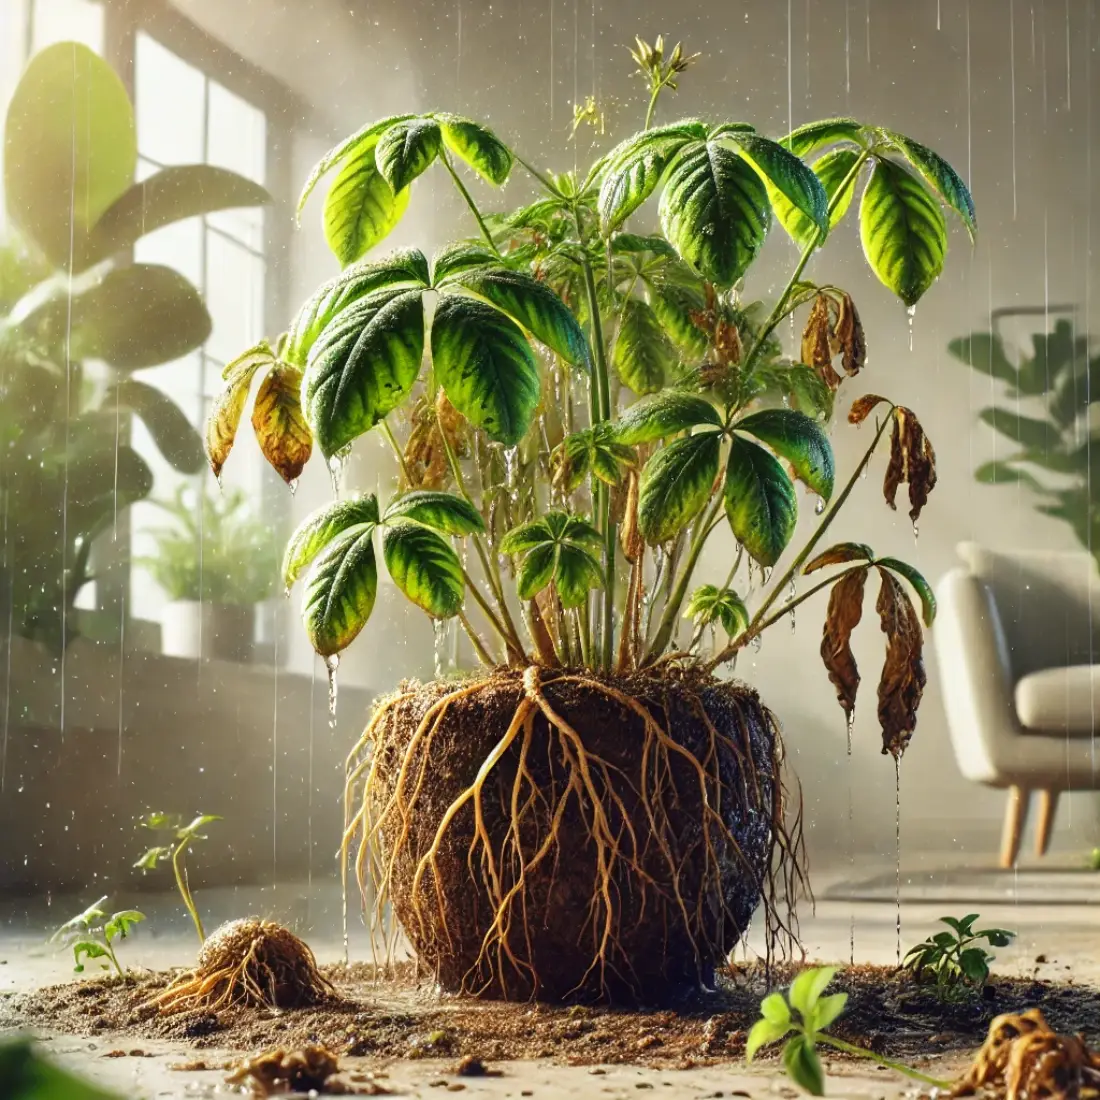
902;914;1015;997
0;43;270;651
746;966;950;1095
134;812;220;944
50;896;145;976
948;315;1099;568
137;486;281;605
208;38;971;758
0;1037;125;1100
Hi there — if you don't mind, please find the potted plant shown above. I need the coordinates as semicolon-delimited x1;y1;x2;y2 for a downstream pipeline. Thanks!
211;38;970;1002
138;486;281;662
0;42;270;653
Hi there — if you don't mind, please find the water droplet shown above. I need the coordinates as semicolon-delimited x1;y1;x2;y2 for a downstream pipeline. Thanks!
906;303;916;352
324;654;340;726
432;619;446;679
846;709;855;755
912;521;920;541
288;477;299;497
503;445;519;490
283;586;292;600
328;448;351;500
750;634;762;653
762;567;773;585
860;465;868;480
814;496;826;516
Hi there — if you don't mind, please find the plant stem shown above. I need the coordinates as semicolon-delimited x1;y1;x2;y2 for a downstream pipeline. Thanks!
457;608;495;666
439;147;499;252
512;152;564;197
380;419;413;488
644;83;662;130
817;1035;953;1090
172;839;205;944
104;940;122;976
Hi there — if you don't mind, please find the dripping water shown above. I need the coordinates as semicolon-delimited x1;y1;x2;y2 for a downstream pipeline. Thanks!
272;619;279;887
751;634;762;653
787;579;797;632
433;619;447;678
906;304;916;351
895;755;902;965
325;653;340;728
288;477;299;497
1010;0;1018;219
814;496;826;516
846;708;855;964
762;566;773;585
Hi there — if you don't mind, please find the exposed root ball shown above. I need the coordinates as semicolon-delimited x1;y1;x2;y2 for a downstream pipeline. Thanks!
152;919;336;1015
344;667;805;1002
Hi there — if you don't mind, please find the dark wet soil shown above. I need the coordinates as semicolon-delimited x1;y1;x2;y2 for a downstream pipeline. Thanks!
6;960;1100;1071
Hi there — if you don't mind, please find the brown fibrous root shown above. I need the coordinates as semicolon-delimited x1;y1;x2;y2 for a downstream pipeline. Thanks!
150;918;336;1016
953;1009;1100;1100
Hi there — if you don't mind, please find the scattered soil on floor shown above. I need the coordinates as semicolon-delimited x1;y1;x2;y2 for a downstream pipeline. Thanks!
6;960;1100;1072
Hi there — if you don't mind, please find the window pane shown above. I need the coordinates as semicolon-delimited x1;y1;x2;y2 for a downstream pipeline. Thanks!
31;0;103;53
204;230;265;365
206;80;266;249
135;31;204;165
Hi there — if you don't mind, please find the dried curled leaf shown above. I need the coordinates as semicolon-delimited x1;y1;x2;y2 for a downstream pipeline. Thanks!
848;392;890;425
804;542;875;574
884;406;938;522
801;293;841;390
403;391;468;490
205;349;272;478
875;567;927;758
820;565;869;719
252;364;313;484
834;292;866;377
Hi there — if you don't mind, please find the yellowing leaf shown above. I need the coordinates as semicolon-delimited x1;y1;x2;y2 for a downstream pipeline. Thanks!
251;364;313;484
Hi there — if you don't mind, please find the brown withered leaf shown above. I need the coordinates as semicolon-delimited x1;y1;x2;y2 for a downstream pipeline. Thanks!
801;293;842;390
404;391;467;489
848;392;890;425
875;567;927;758
883;406;938;522
252;364;312;484
620;470;644;563
205;356;268;479
834;292;866;377
803;542;875;575
714;317;743;366
820;565;870;719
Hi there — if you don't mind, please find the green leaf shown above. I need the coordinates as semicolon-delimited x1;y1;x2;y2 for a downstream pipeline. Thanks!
437;114;514;185
72;941;111;974
746;1018;793;1061
554;544;605;608
177;814;220;840
0;1037;128;1100
4;43;136;265
615;390;722;445
431;241;500;284
133;846;169;871
647;278;709;357
886;132;976;239
771;148;861;248
659;142;770;288
109;379;204;474
303;288;425;458
782;117;864;158
789;966;837;1018
87;165;270;265
724;132;829;235
302;525;379;657
812;992;848;1031
51;897;109;941
979;929;1015;948
947;333;1017;386
783;1035;825;1096
451;266;589;365
876;557;937;626
382;520;464;618
974;461;1042;490
638;431;722;544
374;117;442;194
859;158;947;306
282;496;380;589
760;991;793;1027
516;543;557;600
978;407;1060;452
104;911;144;943
684;584;749;637
735;408;835;500
958;948;991;983
382;491;485;535
431;294;539;446
285;248;430;367
500;518;554;554
324;140;410;265
598;121;708;231
612;232;679;258
724;434;798;567
613;297;677;395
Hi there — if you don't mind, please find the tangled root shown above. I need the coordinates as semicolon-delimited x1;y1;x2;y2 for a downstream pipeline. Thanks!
151;919;336;1015
953;1009;1100;1100
343;665;807;1000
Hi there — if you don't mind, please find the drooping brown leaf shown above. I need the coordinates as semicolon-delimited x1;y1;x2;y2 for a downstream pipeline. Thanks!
714;316;743;366
834;291;866;377
619;469;644;562
820;565;870;719
882;406;938;522
252;364;312;484
848;392;890;425
875;566;927;758
801;293;842;390
803;542;875;574
205;354;269;479
404;391;468;490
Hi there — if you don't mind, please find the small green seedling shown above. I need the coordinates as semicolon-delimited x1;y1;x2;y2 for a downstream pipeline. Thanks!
50;897;144;977
746;966;949;1096
1089;848;1100;871
134;812;220;944
902;913;1015;997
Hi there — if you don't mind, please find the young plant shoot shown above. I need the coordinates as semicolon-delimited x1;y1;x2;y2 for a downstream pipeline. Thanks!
902;914;1015;998
51;897;145;977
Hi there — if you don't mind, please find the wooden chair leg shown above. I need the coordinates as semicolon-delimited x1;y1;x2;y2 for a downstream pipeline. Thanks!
1035;790;1059;857
1000;786;1029;869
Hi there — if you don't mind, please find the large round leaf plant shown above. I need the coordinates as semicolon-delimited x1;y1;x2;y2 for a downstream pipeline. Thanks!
212;39;966;758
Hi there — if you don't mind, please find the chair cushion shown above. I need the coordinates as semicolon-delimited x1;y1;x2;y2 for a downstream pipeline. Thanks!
1014;665;1100;735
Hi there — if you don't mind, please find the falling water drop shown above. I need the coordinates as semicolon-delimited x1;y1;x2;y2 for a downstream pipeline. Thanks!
751;634;762;653
328;449;350;500
814;496;826;516
895;754;902;965
906;304;916;351
912;520;920;541
788;579;797;632
324;653;340;727
762;567;773;585
846;707;856;964
504;446;519;492
288;478;299;497
860;465;868;480
432;619;446;679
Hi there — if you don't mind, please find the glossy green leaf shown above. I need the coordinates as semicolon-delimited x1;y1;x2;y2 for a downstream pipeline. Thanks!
783;1035;825;1097
382;519;464;618
382;490;485;535
735;408;835;500
782;117;864;158
517;542;557;600
886;132;976;239
302;524;379;657
978;407;1061;451
647;278;709;357
500;519;554;554
782;364;835;421
761;992;793;1026
877;556;937;626
947;333;1017;385
725;131;829;235
431;241;499;284
104;910;144;943
72;941;111;973
659;142;770;288
724;433;797;567
431;293;539;445
684;584;749;636
813;992;848;1031
789;966;837;1018
771;148;861;248
614;390;722;445
324;140;410;265
612;232;679;257
4;43;136;265
437;114;514;185
452;266;589;365
303;288;425;457
554;544;604;608
283;496;380;589
375;117;442;194
859;158;946;306
613;297;677;395
284;248;430;367
746;1018;792;1061
109;379;204;474
638;431;722;544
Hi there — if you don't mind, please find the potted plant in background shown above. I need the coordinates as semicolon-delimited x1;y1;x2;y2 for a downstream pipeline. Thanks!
138;486;281;663
212;37;970;1002
0;42;269;653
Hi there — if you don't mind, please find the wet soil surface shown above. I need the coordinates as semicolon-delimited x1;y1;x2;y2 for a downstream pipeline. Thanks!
5;961;1099;1071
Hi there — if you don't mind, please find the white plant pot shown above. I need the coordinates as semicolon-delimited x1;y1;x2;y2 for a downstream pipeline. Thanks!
160;601;254;663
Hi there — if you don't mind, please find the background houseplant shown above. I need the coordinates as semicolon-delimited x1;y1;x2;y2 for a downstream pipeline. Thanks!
138;487;281;662
212;38;970;1002
0;42;269;652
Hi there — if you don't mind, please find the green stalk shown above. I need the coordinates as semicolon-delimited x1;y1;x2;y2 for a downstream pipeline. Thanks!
103;939;123;976
817;1035;952;1090
439;147;499;252
458;608;495;666
380;419;413;487
172;839;205;944
643;83;662;130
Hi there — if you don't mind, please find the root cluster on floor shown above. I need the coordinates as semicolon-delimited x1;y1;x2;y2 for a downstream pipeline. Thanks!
151;918;335;1015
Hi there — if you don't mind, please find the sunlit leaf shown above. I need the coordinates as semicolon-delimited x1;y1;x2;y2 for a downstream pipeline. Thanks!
251;364;312;484
638;431;722;544
724;433;797;567
323;139;411;265
437;114;514;184
282;496;380;589
885;131;976;239
382;520;464;618
789;966;838;1018
382;490;485;535
302;525;379;657
734;408;835;500
375;117;442;193
723;131;829;236
746;1018;793;1061
782;116;864;158
205;343;275;479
